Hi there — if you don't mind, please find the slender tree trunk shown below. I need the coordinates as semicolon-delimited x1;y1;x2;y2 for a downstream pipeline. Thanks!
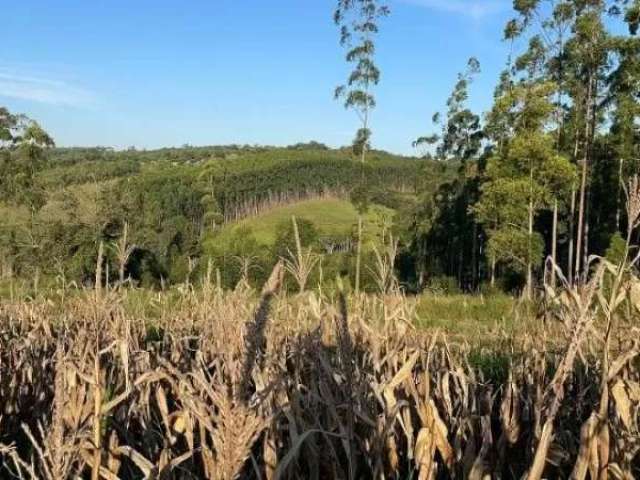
360;28;370;166
419;237;427;290
458;246;464;290
553;30;564;289
356;23;369;295
584;186;590;279
575;73;593;283
490;256;496;288
556;27;566;151
526;163;535;300
582;77;598;281
471;222;478;291
527;199;534;300
616;158;624;232
575;164;586;282
361;110;368;165
551;200;558;289
355;215;362;294
568;185;576;285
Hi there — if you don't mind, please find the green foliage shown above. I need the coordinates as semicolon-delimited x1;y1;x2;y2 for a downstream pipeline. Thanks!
205;198;390;247
2;140;419;288
4;0;639;298
468;350;511;384
427;275;462;295
406;59;487;292
273;217;319;259
475;81;575;282
194;148;418;218
0;110;55;212
605;232;627;266
486;227;544;273
415;293;516;336
414;58;483;163
205;225;269;289
40;157;140;189
625;0;640;34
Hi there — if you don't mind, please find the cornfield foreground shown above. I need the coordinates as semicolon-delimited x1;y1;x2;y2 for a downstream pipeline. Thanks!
4;180;640;479
0;259;638;480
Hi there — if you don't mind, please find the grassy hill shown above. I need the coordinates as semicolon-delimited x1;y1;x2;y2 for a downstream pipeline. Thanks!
203;197;394;250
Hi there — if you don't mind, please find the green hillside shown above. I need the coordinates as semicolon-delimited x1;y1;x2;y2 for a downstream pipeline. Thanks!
2;144;439;289
204;198;393;249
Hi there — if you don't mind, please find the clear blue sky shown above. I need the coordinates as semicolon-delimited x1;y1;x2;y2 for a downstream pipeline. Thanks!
1;0;515;155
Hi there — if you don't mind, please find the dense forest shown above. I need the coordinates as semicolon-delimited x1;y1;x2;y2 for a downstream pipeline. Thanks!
2;0;640;297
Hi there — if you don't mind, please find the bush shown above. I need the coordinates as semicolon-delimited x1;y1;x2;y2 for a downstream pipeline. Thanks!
427;275;461;295
479;281;503;297
272;217;319;259
605;232;627;265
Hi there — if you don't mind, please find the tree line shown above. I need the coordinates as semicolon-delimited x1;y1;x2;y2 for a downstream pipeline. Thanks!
335;0;640;295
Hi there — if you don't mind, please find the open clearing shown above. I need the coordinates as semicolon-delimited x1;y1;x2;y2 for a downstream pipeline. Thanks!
205;197;394;247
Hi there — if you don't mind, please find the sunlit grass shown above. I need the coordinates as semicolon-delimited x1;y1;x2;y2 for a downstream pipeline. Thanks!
206;198;393;247
415;293;523;337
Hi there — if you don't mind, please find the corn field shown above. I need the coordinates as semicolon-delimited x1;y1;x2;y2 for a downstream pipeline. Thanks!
0;256;638;479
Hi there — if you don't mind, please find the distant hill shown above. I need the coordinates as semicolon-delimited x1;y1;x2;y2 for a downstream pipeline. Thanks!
1;144;453;288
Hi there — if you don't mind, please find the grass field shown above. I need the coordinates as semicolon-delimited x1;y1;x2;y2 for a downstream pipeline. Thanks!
415;293;521;337
205;197;394;248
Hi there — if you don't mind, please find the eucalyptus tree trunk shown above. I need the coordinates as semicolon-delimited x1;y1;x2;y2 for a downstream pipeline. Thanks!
575;72;594;283
583;188;590;278
418;237;427;290
490;255;496;288
582;78;599;278
355;215;363;294
551;200;558;289
471;222;478;291
361;106;369;165
616;158;624;232
568;185;576;285
358;22;371;166
526;163;535;300
526;199;534;300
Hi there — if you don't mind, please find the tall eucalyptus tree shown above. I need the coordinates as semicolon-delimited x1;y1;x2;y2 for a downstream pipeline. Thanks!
334;0;389;164
414;58;484;289
334;0;389;295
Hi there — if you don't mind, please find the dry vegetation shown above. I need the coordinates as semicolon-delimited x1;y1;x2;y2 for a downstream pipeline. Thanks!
1;191;640;479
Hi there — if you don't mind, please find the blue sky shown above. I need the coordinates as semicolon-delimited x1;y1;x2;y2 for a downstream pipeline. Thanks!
1;0;515;155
